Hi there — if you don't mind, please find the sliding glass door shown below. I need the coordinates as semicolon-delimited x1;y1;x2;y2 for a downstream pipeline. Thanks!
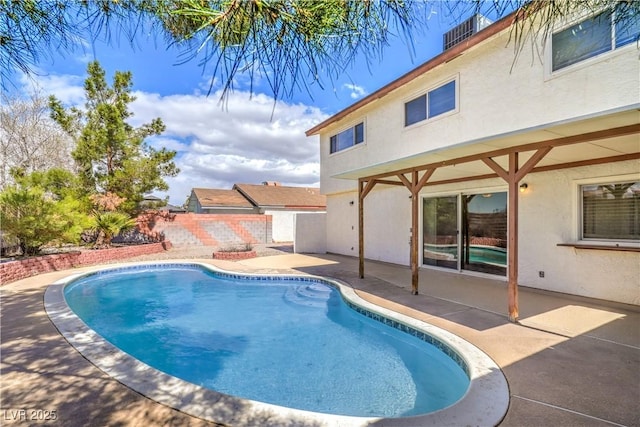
461;193;507;275
422;196;458;269
423;192;507;276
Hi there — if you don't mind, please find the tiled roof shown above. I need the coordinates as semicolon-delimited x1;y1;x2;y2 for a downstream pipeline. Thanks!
192;188;254;208
233;183;326;208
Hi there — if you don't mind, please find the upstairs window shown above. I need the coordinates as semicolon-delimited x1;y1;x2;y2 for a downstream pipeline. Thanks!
552;5;640;71
405;80;456;127
581;181;640;241
330;122;364;154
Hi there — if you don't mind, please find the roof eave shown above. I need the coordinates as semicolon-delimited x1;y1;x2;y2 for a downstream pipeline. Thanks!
305;9;518;137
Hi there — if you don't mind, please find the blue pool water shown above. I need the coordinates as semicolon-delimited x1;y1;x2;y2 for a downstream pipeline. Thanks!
425;245;507;266
64;265;469;418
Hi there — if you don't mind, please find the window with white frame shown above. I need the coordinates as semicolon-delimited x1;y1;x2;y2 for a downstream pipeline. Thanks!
329;122;364;154
580;181;640;241
552;4;640;71
405;80;456;127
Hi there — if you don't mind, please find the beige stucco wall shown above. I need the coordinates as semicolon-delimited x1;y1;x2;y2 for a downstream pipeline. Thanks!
266;209;326;242
517;160;640;304
293;213;327;254
318;23;639;195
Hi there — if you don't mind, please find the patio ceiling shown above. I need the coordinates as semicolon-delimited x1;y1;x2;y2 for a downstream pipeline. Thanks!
334;107;640;183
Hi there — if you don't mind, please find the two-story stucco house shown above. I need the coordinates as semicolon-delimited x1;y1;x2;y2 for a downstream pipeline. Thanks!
306;7;639;320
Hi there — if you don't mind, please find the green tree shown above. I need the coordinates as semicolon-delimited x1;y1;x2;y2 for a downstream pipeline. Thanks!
49;60;179;214
0;169;90;256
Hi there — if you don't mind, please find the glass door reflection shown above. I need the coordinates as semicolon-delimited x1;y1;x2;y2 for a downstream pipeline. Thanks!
461;193;507;276
423;196;459;269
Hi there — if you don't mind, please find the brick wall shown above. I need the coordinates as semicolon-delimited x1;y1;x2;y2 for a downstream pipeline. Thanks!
153;213;272;247
0;242;172;285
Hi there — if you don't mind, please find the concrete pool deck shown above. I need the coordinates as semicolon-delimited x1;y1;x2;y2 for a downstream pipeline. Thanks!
1;247;639;426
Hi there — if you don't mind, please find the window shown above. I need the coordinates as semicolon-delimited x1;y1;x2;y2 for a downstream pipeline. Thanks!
330;122;364;154
405;80;456;127
615;4;640;47
552;5;640;71
581;181;640;241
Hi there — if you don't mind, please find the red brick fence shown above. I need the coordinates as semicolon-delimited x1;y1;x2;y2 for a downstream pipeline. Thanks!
0;242;172;285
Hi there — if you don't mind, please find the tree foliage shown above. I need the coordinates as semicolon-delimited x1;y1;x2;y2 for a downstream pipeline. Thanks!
148;0;416;100
49;60;179;214
0;169;90;255
2;1;638;101
91;211;137;247
0;90;74;189
0;0;145;86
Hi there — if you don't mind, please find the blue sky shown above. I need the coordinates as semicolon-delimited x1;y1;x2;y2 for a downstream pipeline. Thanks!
8;6;475;206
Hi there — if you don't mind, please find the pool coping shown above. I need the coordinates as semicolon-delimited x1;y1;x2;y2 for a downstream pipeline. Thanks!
44;261;509;427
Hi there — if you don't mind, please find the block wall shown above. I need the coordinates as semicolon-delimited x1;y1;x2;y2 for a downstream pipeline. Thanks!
153;213;272;247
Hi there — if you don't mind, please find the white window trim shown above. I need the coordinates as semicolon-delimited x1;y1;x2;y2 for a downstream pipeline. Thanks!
403;75;460;130
544;6;638;79
573;174;640;247
328;119;366;156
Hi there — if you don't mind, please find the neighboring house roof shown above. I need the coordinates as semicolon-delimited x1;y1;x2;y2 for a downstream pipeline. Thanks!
192;188;254;209
305;9;517;137
233;183;326;209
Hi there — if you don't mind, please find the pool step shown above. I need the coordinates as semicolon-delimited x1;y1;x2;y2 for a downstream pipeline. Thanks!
283;283;332;307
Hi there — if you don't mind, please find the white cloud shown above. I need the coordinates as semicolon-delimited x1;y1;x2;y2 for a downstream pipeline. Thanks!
19;72;85;105
18;73;329;205
343;83;367;99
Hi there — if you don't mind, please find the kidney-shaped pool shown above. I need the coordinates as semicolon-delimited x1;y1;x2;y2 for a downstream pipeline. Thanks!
45;262;508;426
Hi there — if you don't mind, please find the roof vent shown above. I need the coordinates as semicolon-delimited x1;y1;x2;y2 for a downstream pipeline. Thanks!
443;14;492;51
262;181;280;186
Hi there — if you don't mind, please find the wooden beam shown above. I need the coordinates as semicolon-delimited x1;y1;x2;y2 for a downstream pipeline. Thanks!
531;152;640;173
515;146;553;182
375;179;405;186
358;124;640;182
416;169;436;191
396;173;412;190
360;179;378;200
507;152;520;322
482;157;510;181
418;152;639;188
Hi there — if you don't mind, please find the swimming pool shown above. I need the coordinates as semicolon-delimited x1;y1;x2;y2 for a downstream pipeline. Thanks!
45;262;509;426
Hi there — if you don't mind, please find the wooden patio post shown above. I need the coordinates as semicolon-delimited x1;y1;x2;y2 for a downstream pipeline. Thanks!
507;152;520;322
411;171;419;294
358;179;364;279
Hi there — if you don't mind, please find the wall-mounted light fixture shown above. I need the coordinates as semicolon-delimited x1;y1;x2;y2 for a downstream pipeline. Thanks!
349;200;354;205
519;183;529;193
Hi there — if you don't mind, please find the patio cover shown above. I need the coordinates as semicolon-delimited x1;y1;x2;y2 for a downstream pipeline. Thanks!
346;107;639;322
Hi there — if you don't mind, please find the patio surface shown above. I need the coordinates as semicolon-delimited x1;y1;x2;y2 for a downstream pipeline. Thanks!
1;245;638;426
